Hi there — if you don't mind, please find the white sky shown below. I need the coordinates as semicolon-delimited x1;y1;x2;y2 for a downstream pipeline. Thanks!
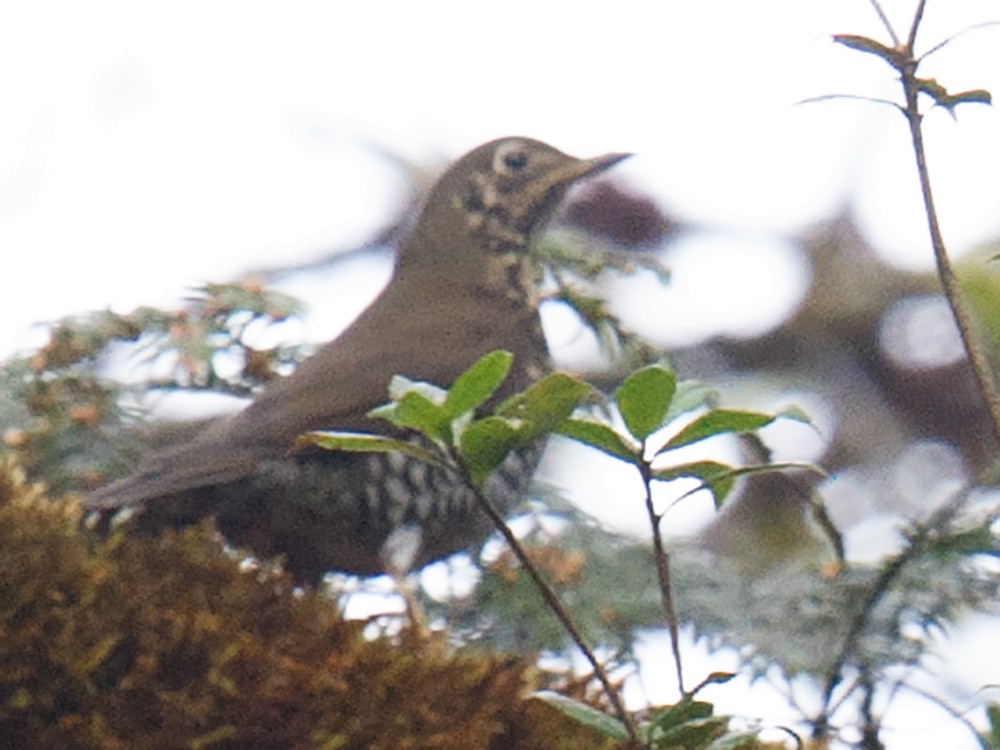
2;2;999;746
2;1;999;358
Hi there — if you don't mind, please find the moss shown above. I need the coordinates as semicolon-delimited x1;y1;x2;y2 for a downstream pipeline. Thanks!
0;460;619;750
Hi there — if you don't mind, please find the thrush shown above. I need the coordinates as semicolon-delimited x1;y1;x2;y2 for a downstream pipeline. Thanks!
86;137;630;583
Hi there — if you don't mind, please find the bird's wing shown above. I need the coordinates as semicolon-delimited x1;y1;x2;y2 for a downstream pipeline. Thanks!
87;276;537;510
85;432;268;509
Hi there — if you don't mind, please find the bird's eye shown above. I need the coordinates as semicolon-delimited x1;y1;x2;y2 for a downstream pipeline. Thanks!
502;151;529;172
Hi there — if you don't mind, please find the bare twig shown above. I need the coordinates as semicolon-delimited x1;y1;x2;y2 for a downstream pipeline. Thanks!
898;682;994;750
639;459;685;695
796;93;901;109
858;670;881;750
469;480;643;747
868;0;900;47
920;22;1000;62
907;0;927;51
896;5;1000;445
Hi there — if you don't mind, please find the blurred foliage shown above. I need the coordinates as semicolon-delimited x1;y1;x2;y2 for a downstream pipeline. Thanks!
429;487;1000;681
0;282;307;497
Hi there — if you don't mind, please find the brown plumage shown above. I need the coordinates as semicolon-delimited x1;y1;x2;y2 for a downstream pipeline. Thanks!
87;137;630;582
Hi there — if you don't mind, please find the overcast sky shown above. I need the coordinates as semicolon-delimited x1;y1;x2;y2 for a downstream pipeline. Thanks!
3;0;999;361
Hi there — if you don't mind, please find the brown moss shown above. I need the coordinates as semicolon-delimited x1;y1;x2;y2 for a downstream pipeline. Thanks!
0;461;622;750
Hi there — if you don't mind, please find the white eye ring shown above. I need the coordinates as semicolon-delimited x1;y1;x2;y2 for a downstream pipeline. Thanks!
494;141;530;174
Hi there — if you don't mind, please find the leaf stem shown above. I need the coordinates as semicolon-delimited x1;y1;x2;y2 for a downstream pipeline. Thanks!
639;458;685;696
469;478;643;747
868;0;900;47
897;5;1000;446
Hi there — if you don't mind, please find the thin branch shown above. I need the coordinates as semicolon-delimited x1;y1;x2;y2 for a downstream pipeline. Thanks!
920;22;1000;62
897;9;1000;445
899;682;994;750
868;0;900;47
907;0;928;52
858;670;882;750
796;93;903;110
639;459;685;695
469;479;643;747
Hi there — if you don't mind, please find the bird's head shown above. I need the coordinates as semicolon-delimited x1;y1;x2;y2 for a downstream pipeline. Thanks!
400;137;630;293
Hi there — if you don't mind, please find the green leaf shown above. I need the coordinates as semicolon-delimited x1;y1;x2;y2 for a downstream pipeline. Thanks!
661;409;774;452
652;460;735;509
832;34;906;69
443;350;512;417
557;418;639;463
652;460;732;484
652;717;729;748
614;365;676;441
654;461;823;510
917;77;992;115
497;372;590;440
691;671;737;695
301;431;447;469
707;729;763;749
649;699;714;732
369;376;452;437
393;391;451;442
459;416;521;489
532;691;631;741
646;699;724;746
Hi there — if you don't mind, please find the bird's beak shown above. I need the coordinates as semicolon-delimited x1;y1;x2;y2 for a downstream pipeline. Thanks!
586;152;633;176
505;149;633;231
540;151;632;196
551;151;632;189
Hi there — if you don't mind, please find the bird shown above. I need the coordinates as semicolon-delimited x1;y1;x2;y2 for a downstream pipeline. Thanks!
86;137;631;583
